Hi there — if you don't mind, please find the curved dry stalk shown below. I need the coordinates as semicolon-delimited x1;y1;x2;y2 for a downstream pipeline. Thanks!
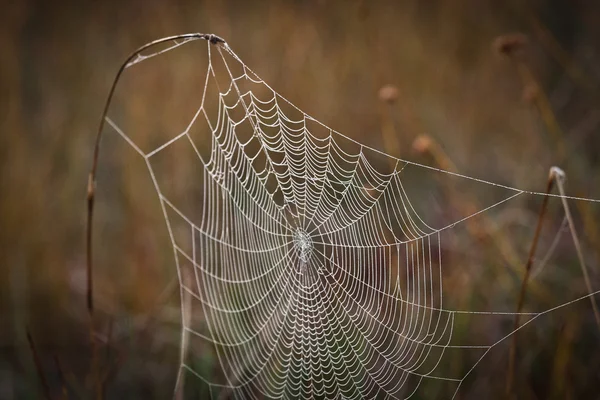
506;167;556;397
86;32;224;316
86;32;225;399
506;166;600;397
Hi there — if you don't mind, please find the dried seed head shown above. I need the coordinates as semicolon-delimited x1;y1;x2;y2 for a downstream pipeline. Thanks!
379;84;399;104
412;134;433;154
492;33;528;58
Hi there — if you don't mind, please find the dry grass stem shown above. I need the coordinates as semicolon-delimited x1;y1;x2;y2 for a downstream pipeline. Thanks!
379;84;401;168
506;168;556;396
84;33;223;400
552;167;600;330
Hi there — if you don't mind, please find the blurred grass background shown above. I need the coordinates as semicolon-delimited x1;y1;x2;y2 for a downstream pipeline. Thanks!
2;0;600;398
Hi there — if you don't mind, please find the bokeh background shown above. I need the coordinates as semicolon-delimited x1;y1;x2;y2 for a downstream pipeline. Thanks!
2;0;600;398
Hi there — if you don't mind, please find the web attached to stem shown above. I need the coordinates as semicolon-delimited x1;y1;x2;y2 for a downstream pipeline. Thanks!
102;36;600;399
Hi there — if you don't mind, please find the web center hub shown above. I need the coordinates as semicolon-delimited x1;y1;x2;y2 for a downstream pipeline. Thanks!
293;229;313;263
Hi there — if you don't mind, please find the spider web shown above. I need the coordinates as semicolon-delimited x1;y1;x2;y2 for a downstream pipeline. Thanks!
101;35;600;399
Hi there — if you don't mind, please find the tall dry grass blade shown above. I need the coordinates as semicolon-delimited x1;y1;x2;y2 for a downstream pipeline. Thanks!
553;167;600;330
378;84;401;169
26;328;53;400
506;168;556;396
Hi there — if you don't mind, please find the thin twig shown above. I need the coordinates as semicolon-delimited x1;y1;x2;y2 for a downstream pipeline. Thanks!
506;168;556;396
26;328;53;400
553;167;600;330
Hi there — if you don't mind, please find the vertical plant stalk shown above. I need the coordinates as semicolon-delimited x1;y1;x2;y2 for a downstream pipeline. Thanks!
552;167;600;329
27;328;53;400
506;168;556;396
378;85;401;171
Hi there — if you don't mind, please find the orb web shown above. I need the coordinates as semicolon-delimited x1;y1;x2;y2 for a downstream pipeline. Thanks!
100;35;600;399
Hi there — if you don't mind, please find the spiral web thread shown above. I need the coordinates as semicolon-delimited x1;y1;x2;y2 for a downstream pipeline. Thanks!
103;37;600;399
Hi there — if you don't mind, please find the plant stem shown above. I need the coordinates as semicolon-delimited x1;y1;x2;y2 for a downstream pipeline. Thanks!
506;168;555;397
553;167;600;330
